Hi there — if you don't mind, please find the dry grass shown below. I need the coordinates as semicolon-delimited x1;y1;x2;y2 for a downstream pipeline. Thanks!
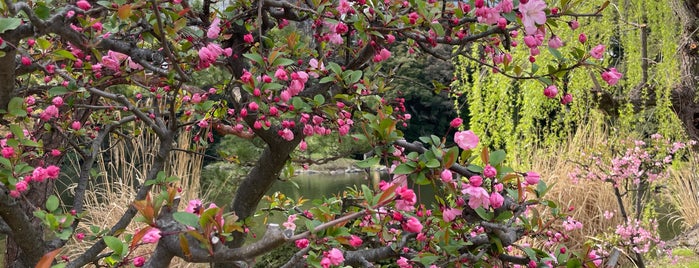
668;152;699;229
513;117;625;251
62;125;207;267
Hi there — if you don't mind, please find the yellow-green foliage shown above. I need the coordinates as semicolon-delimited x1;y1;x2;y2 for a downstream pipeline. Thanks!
452;0;685;156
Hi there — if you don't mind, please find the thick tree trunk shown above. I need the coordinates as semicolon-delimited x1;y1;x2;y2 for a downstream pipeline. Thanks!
671;0;699;140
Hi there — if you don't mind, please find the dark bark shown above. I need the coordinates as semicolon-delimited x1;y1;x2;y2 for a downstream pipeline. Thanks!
671;0;699;140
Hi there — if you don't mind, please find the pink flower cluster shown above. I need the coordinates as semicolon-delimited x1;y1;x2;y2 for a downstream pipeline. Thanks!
198;43;233;68
454;130;479;150
615;219;661;254
320;248;344;268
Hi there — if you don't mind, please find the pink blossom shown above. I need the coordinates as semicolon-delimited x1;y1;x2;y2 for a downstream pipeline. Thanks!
207;17;221;39
275;68;288;81
197;120;209;128
548;36;564;49
248;102;259;111
185;199;202;214
46;165;60;179
283;214;297;230
408;12;420;24
76;0;91;10
543;85;558;98
562;216;583;231
21;56;31;66
519;0;547;35
40;105;60;121
497;0;513;13
397;257;411;268
348;235;362;247
279;128;294;141
402;216;423;233
450;118;463;128
243;33;254;43
9;190;20;198
133;256;145;267
102;50;128;72
578;33;587;44
295;238;309;249
589;44;605;59
483;164;497;178
469;175;483;187
601;68;623;86
142;228;161;244
561;93;573;105
386;34;396;44
570;20;580;30
71;121;82;131
15;180;27;192
525;171;540;185
75;232;85;241
490;192;504;208
25;96;36;105
91;22;103;31
326;248;344;265
442;207;462;222
337;0;352;15
192;93;202;104
1;147;14;158
52;96;64;107
454;130;479;150
476;7;501;25
395;186;417;211
50;149;62;157
334;22;348;34
440;169;453;183
463;185;490;209
320;257;331;268
328;33;344;45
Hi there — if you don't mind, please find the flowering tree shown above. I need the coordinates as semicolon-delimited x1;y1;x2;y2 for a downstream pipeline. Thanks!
0;0;614;267
570;135;694;267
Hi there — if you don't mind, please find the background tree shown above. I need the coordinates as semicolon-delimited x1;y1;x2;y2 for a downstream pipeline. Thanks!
0;0;614;267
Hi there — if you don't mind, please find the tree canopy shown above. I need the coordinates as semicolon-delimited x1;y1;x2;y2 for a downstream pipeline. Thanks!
0;0;661;267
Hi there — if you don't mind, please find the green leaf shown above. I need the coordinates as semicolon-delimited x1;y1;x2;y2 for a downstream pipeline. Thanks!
430;22;445;37
10;124;24;139
103;236;124;256
271;57;294;67
361;184;374;205
8;97;26;117
46;195;59;212
566;257;582;268
52;50;77;61
49;87;69;97
392;163;415;174
474;207;493;220
243;53;264;66
0;18;21;34
347;70;363;84
173;212;201;228
313;94;325;105
425;158;440;168
356;156;379;168
494;210;513;221
489;150;506;166
0;157;12;169
466;164;483;173
327;62;342;75
35;4;51;19
319;76;335;84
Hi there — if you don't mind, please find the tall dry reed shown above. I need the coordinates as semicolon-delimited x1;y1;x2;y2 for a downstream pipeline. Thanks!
62;123;207;267
513;118;625;251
